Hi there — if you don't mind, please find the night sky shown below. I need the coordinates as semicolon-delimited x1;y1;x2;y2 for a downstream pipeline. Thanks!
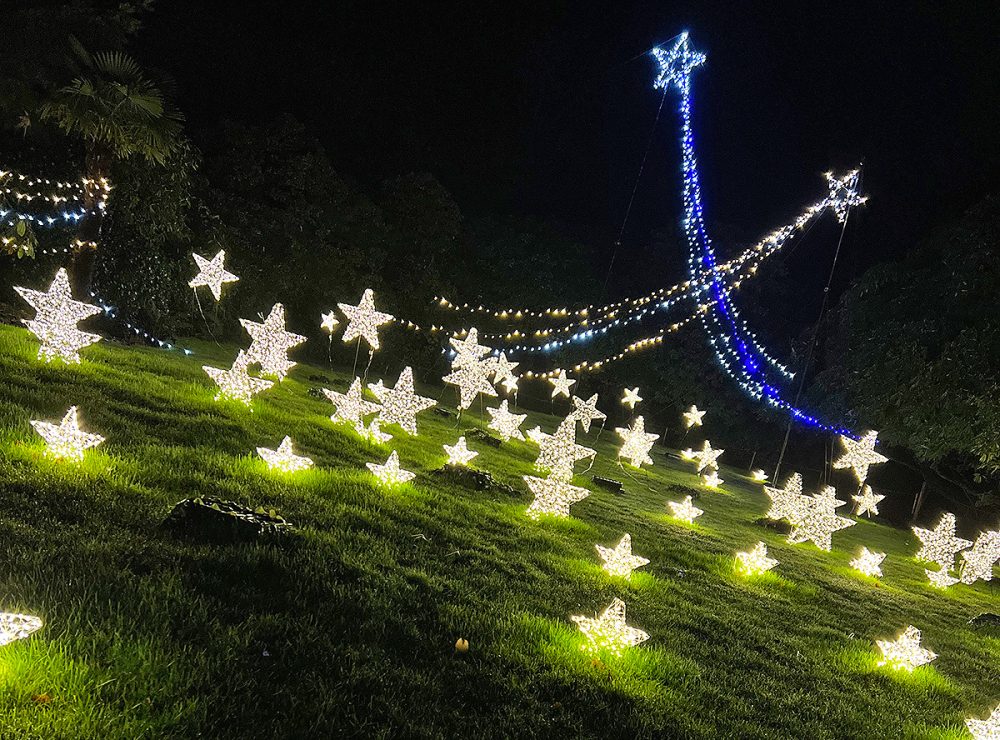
141;1;998;319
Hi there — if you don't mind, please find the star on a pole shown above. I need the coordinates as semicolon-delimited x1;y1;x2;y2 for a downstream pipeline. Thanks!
30;405;104;461
913;512;972;570
535;416;595;481
966;704;1000;740
323;377;380;427
571;597;648;656
240;303;307;381
682;404;706;429
449;327;492;367
444;436;478;467
615;416;659;468
369;366;435;435
651;31;706;94
488;352;519;393
203;350;274;404
15;267;101;363
596;534;649;579
690;439;724;472
523;474;590;519
852;485;885;517
833;430;888;484
189;249;239;301
825;169;867;223
487;400;527;442
367;450;415;486
338;288;394;351
570;394;606;433
549;369;576;398
256;436;314;473
876;625;936;672
321;311;340;333
621;387;642;409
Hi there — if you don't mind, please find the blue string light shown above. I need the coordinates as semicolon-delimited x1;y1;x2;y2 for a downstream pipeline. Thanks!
89;292;193;356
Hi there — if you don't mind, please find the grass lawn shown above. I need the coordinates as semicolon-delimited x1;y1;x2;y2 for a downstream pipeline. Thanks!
0;322;998;738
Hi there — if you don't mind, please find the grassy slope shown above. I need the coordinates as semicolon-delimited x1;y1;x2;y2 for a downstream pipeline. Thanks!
0;323;998;739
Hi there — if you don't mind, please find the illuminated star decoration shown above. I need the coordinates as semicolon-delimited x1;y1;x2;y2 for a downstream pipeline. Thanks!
366;450;415;486
736;541;778;575
668;495;703;524
338;288;394;351
682;404;706;429
876;625;936;672
924;567;959;589
679;448;695;461
488;352;519;393
256;436;314;473
444;436;478;467
621;387;642;409
535;416;595;481
240;303;307;381
323;377;380;428
203;350;274;404
523;474;590;519
320;311;340;333
615;416;659;468
966;704;1000;740
30;406;104;461
826;169;867;223
189;249;238;301
913;512;972;570
702;470;724;489
764;473;805;521
751;469;768;483
853;485;885;518
442;328;497;410
15;267;101;363
851;547;886;578
833;430;888;484
570;597;649;656
960;530;1000;585
487;400;527;442
595;534;649;579
356;417;392;444
549;369;576;399
570;394;606;433
787;485;856;552
691;439;724;473
369;366;435;435
0;613;43;647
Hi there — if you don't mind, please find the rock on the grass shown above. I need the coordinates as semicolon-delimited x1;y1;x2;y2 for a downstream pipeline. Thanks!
753;517;792;535
969;613;1000;628
160;497;293;544
432;466;515;495
464;428;502;448
592;476;625;495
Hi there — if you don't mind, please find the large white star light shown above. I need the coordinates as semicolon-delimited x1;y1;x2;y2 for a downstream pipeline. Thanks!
764;473;805;521
651;31;706;95
826;169;867;224
924;567;959;589
851;547;886;578
367;450;416;487
256;436;314;473
323;378;381;428
621;387;642;409
203;350;274;404
0;613;43;648
15;267;101;363
736;541;778;576
189;249;239;301
833;430;888;484
369;366;436;435
852;485;885;518
30;406;104;461
787;485;856;552
668;495;703;524
967;704;1000;740
523;474;590;519
444;436;478;467
338;288;394;351
960;530;1000;585
615;416;659;468
442;328;497;410
487;400;527;442
913;512;972;570
240;303;307;381
596;534;649;579
876;625;936;672
571;597;649;656
488;352;519;393
570;394;606;433
549;369;576;398
534;416;596;482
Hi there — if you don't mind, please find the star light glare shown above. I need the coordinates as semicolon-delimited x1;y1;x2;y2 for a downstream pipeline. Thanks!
570;597;648;656
30;405;104;461
256;436;314;473
876;625;936;672
595;533;649;579
367;450;415;486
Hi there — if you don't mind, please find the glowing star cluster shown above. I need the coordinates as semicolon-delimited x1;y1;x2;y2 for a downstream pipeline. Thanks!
570;597;648;656
764;473;805;522
487;400;526;442
853;485;884;517
443;436;478;467
367;450;415;486
967;705;1000;740
203;350;274;404
30;406;104;461
960;531;1000;585
442;329;498;410
826;170;867;223
548;369;576;398
570;394;606;433
523;474;590;520
0;613;43;647
534;416;595;481
257;436;313;473
338;288;393;351
189;249;239;301
851;547;886;578
240;303;307;381
621;387;642;409
615;416;659;468
876;625;936;672
833;430;888;483
736;541;778;575
913;512;972;570
369;367;435;435
668;495;703;523
682;404;706;429
787;485;856;552
488;352;519;393
324;378;380;428
596;534;649;579
15;267;101;363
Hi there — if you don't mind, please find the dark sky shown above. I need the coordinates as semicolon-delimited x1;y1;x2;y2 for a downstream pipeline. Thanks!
141;1;998;314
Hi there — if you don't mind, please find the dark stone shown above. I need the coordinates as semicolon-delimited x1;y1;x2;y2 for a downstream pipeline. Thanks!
433;407;455;418
753;517;791;534
309;373;334;384
592;476;625;495
969;613;1000;628
307;387;327;400
160;497;293;544
433;466;515;495
465;428;502;448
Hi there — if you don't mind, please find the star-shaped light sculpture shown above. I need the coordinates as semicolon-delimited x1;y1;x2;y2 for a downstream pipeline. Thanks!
960;530;1000;585
679;448;695;461
526;425;547;445
367;450;415;487
966;704;1000;740
851;547;886;578
826;169;867;224
621;387;642;409
535;416;596;482
751;469;768;483
615;416;659;468
320;311;340;333
913;512;972;570
355;417;393;444
596;534;649;579
203;350;274;404
369;366;435;435
570;597;648;656
570;394;606;433
702;470;724;489
323;377;380;427
240;303;307;381
256;436;314;473
487;400;526;442
668;495;703;524
189;249;239;301
338;288;394;351
443;362;497;411
30;406;104;461
682;404;706;429
444;436;478;466
833;430;888;484
787;485;856;552
449;327;492;367
15;267;101;363
876;625;936;672
0;613;43;648
924;567;959;589
488;352;519;393
764;473;806;521
690;439;724;472
651;31;707;95
523;474;590;520
736;541;778;576
549;369;576;399
853;485;885;518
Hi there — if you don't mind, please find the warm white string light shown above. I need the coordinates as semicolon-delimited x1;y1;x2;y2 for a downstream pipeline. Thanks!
15;267;102;363
570;597;648;656
595;534;649;579
876;625;936;672
30;406;104;461
256;436;314;473
189;249;239;301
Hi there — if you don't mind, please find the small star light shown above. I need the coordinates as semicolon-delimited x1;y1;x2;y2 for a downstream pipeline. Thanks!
570;394;606;433
369;366;435;435
615;416;659;468
876;625;936;672
338;288;393;351
320;311;340;333
853;485;885;517
0;613;43;648
444;436;478;467
240;303;307;381
15;267;101;363
523;474;590;519
621;387;642;409
669;495;703;524
203;350;274;404
702;470;724;489
549;369;576;398
355;417;393;444
30;406;104;461
367;450;415;487
487;400;527;442
489;352;519;393
736;541;779;576
851;547;887;578
323;378;380;428
764;473;806;521
826;169;867;223
596;534;649;579
682;404;706;429
189;249;239;301
966;704;1000;740
691;439;724;472
751;469;768;483
960;531;1000;585
571;597;649;657
833;430;888;484
679;448;695;461
924;567;960;589
913;512;972;570
787;485;856;552
256;436;314;473
535;416;596;481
